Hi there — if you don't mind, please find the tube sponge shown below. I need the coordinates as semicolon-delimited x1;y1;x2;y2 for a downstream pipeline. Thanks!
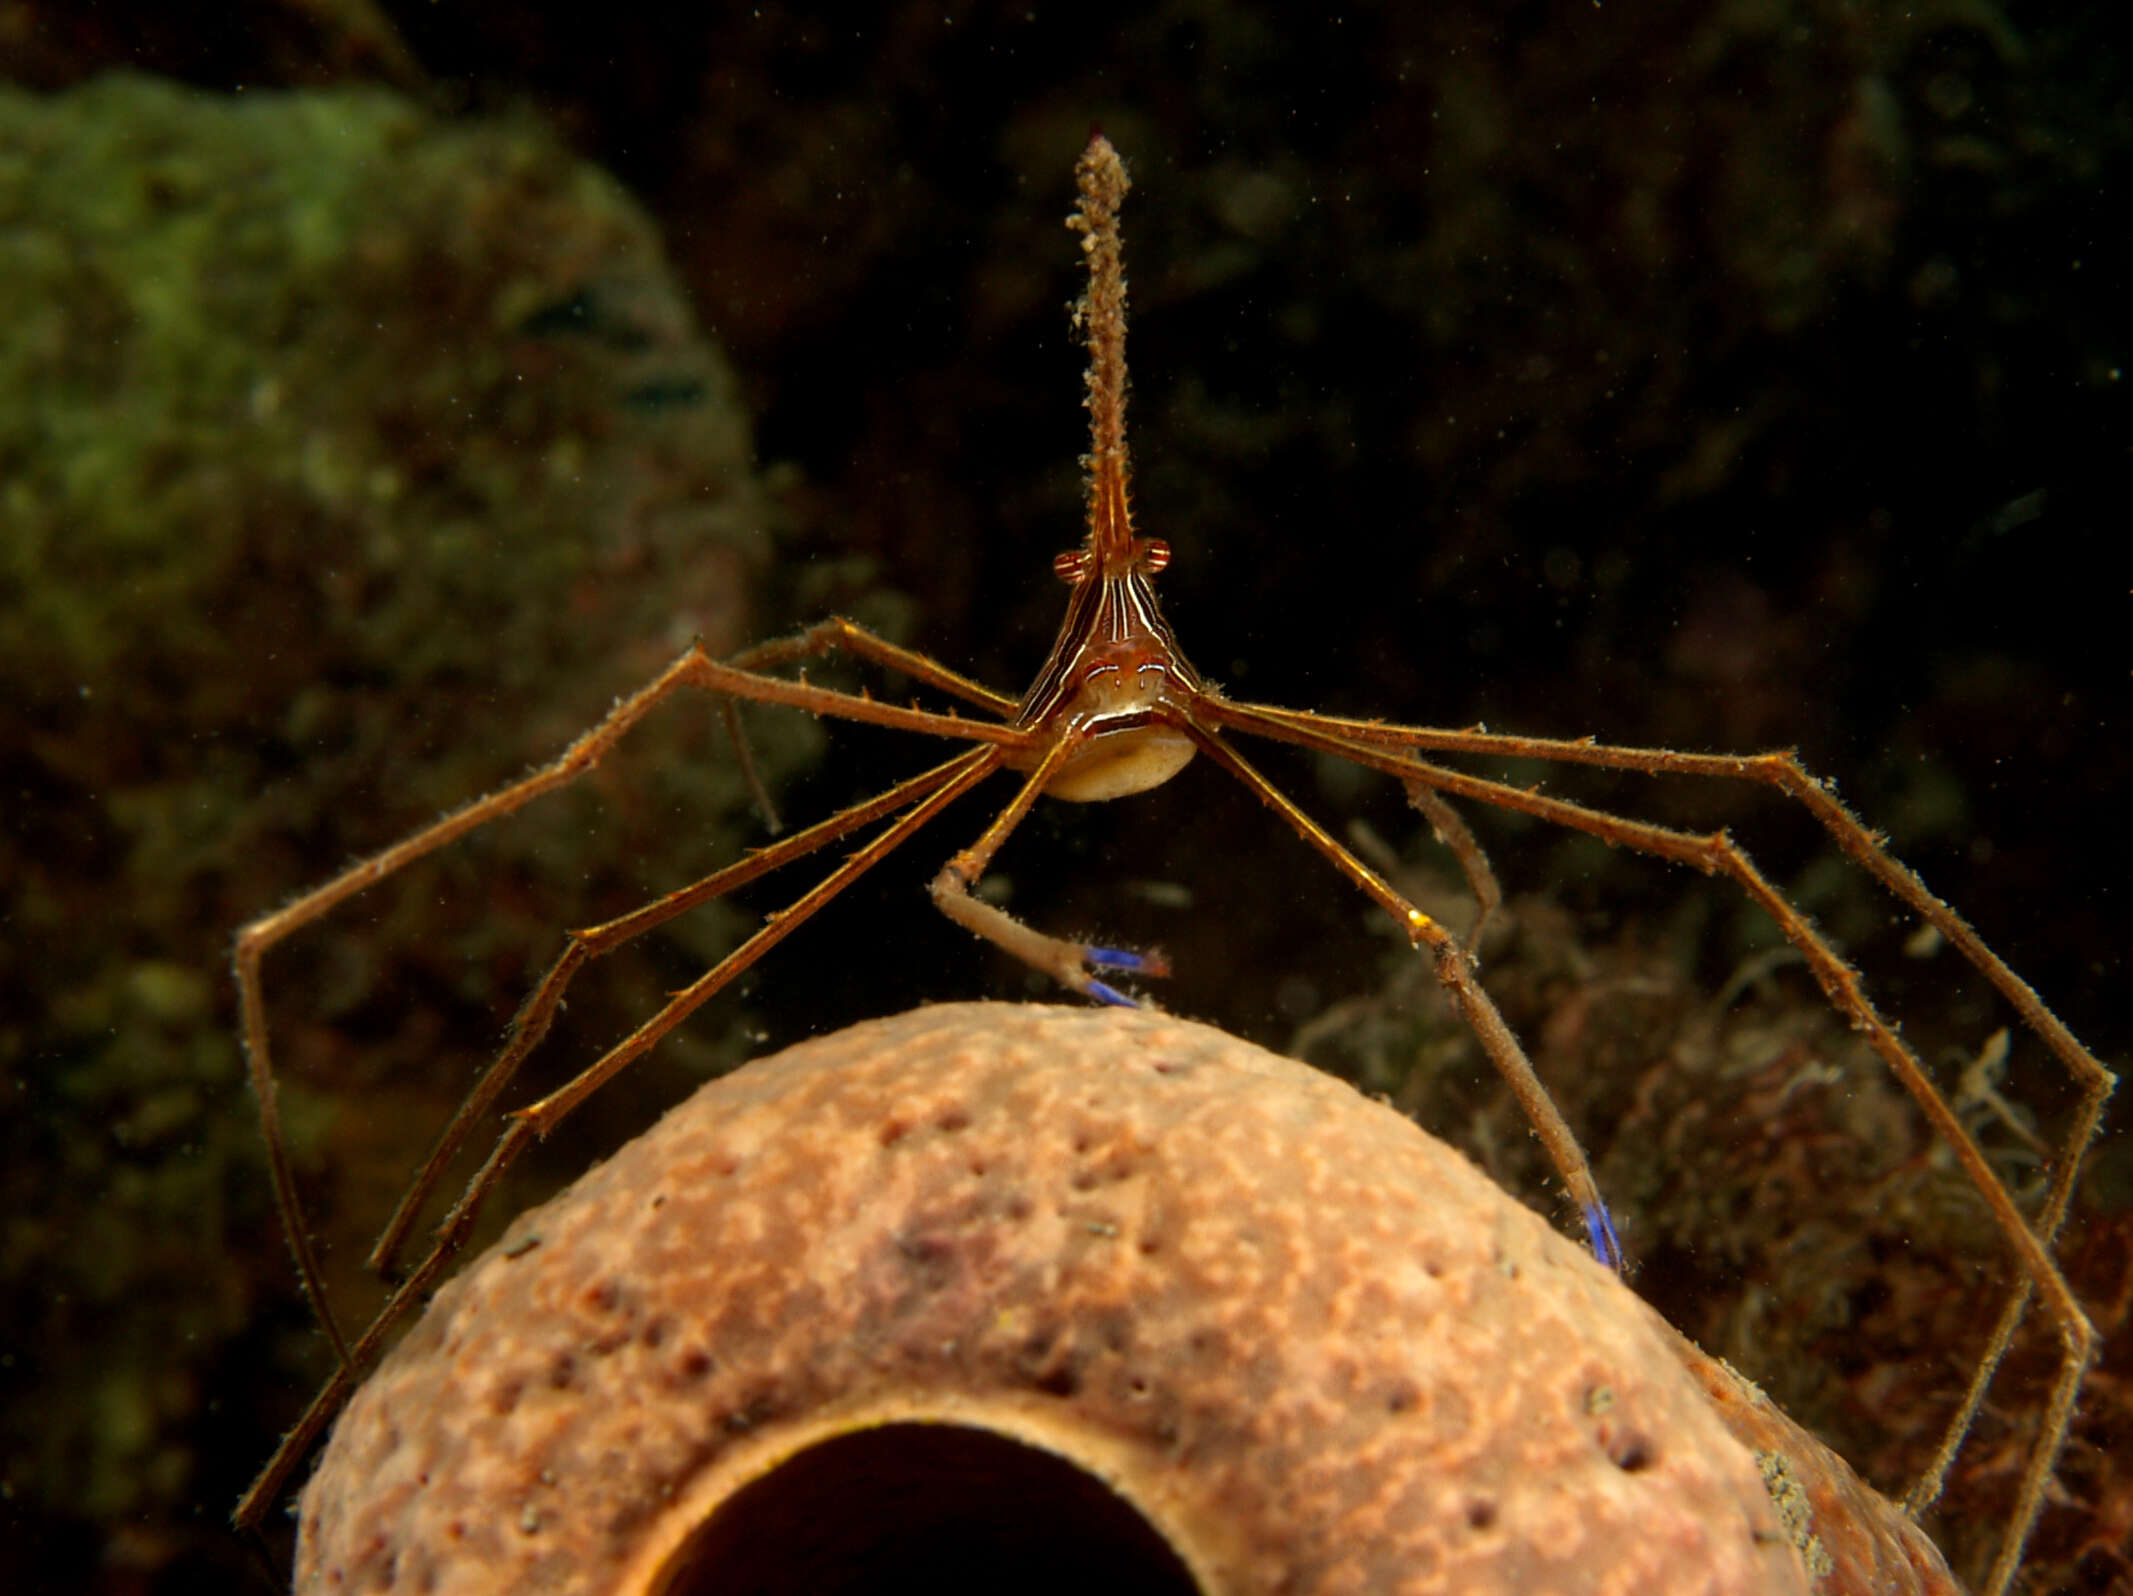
296;1003;1954;1594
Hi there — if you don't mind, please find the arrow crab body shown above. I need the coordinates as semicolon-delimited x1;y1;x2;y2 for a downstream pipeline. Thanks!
234;136;2110;1596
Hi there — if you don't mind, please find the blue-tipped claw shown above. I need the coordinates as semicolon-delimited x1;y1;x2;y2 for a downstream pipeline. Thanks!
1582;1200;1626;1275
1086;978;1136;1008
1086;945;1161;973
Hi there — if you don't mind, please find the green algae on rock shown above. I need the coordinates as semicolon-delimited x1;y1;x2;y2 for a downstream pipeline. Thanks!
0;71;800;1571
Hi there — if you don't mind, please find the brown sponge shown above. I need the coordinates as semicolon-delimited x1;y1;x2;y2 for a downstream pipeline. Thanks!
296;1002;1953;1594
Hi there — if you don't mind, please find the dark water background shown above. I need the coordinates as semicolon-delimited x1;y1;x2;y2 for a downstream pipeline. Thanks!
2;3;2128;1592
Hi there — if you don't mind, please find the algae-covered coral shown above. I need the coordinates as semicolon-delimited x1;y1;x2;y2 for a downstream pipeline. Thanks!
0;73;803;1582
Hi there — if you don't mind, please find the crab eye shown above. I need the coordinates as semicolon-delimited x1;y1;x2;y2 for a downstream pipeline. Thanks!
1053;549;1094;585
1136;539;1171;575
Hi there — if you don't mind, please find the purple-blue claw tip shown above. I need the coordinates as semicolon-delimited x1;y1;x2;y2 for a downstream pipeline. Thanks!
1086;946;1156;972
1583;1202;1625;1274
1085;978;1137;1008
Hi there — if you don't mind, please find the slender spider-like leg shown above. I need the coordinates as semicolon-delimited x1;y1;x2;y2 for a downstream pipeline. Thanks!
510;748;1002;1134
715;697;783;834
716;618;1023;833
1248;706;2113;1260
1209;699;2100;1596
730;615;1023;716
1180;722;1622;1270
1317;713;2116;1531
927;728;1169;1006
235;643;1028;1358
233;745;1003;1534
365;754;990;1278
1402;781;1503;954
234;645;742;1367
